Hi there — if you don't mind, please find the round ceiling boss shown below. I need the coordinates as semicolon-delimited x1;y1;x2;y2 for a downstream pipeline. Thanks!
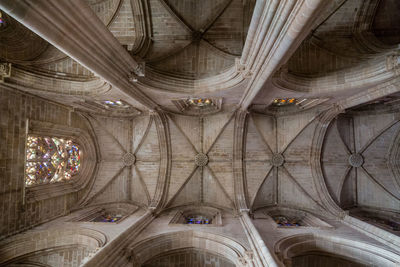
123;152;136;166
271;153;285;167
349;153;364;168
195;153;209;167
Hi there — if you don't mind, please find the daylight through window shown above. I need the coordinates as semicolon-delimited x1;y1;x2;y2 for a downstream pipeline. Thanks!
25;136;81;186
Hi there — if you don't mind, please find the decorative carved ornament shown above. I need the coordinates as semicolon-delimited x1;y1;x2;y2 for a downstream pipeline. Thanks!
349;153;364;167
128;62;145;82
123;153;136;166
0;62;11;82
386;53;400;75
195;153;209;167
271;153;285;167
235;58;252;79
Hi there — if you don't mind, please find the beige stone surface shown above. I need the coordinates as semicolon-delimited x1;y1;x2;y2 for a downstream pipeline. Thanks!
0;0;400;266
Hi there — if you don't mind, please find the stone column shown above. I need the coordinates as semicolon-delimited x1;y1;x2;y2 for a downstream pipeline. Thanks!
0;0;157;109
83;210;154;267
239;0;331;109
240;211;279;267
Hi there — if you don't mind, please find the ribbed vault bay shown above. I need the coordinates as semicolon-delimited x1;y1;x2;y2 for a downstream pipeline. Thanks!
138;0;255;79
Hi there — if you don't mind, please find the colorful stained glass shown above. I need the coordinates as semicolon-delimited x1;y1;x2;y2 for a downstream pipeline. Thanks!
274;216;301;227
103;100;130;109
92;214;123;223
25;136;81;186
185;215;211;225
187;98;214;108
272;98;298;106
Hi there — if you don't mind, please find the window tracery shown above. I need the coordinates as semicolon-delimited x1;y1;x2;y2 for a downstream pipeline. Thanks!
25;136;81;186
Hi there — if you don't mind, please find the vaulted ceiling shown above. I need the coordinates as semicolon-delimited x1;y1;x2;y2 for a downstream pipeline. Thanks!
0;0;400;255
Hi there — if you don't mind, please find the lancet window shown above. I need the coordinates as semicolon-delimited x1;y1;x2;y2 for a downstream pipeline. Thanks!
25;135;81;186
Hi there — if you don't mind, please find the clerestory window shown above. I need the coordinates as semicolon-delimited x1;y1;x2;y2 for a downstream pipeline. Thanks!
25;135;81;186
185;215;212;225
274;216;301;227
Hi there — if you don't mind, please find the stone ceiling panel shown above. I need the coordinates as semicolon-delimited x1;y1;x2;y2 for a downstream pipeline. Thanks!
86;0;121;26
135;120;161;161
250;165;274;210
362;122;400;199
284;163;320;202
357;169;400;211
168;116;198;160
136;161;160;200
203;112;234;153
169;115;201;152
131;166;151;206
203;166;234;209
167;164;197;203
132;116;152;153
91;167;129;204
245;115;272;160
207;117;234;160
89;116;127;160
277;112;316;154
353;113;398;152
165;0;227;31
144;0;253;79
207;162;234;204
85;161;126;203
278;168;324;214
168;167;202;208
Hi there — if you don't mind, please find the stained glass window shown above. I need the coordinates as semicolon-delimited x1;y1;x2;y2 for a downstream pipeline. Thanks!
102;100;130;109
91;214;123;223
25;136;81;186
185;215;211;225
274;216;301;227
0;11;4;25
272;98;297;106
187;98;214;108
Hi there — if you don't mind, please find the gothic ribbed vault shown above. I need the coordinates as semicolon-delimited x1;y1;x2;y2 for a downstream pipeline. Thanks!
0;0;400;266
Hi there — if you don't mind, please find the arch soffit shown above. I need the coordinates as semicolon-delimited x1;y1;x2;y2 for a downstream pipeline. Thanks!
0;228;107;265
274;233;400;266
129;230;250;266
25;117;99;201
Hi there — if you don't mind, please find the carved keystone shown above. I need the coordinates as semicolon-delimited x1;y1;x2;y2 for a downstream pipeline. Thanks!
123;152;136;166
349;153;363;167
195;153;208;166
271;153;284;167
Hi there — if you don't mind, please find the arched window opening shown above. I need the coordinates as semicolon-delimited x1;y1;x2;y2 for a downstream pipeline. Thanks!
273;216;301;227
92;213;123;223
169;207;222;225
185;215;212;225
292;253;366;267
25;135;81;186
102;100;130;109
